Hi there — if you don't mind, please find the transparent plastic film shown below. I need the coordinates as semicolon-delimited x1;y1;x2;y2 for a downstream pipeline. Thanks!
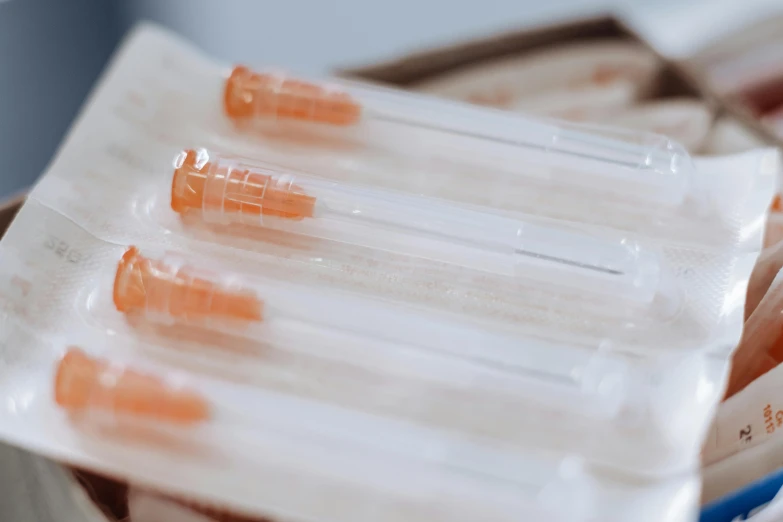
104;245;721;475
2;201;723;363
110;246;629;420
60;24;772;253
52;347;584;521
52;346;696;522
222;66;694;208
0;196;707;479
56;21;772;253
171;148;664;305
155;173;730;355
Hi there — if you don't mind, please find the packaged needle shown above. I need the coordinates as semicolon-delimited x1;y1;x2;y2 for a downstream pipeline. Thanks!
0;23;774;522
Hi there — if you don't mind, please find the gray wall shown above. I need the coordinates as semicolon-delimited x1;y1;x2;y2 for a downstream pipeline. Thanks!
118;0;610;75
0;0;120;198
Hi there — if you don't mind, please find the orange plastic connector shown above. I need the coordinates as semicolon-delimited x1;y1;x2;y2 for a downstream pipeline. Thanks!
113;246;264;324
171;149;317;222
223;66;362;126
55;347;209;424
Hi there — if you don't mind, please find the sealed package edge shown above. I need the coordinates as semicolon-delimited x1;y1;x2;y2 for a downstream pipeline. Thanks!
0;22;774;522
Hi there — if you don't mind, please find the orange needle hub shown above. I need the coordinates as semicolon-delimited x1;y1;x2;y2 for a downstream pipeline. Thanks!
55;347;209;425
223;66;362;126
171;149;317;221
113;246;264;324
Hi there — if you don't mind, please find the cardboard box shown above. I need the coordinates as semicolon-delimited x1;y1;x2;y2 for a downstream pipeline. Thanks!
338;16;680;89
0;192;25;235
337;14;774;151
679;14;783;147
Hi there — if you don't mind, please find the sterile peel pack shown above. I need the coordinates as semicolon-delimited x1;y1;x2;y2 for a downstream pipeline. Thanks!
0;23;775;522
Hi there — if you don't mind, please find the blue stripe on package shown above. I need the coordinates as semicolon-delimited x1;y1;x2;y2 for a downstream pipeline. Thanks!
701;466;783;522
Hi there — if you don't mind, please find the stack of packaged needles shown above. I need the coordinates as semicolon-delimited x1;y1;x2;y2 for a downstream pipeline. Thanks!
0;23;777;522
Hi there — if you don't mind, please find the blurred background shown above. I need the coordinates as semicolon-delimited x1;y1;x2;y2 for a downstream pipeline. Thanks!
1;0;781;200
